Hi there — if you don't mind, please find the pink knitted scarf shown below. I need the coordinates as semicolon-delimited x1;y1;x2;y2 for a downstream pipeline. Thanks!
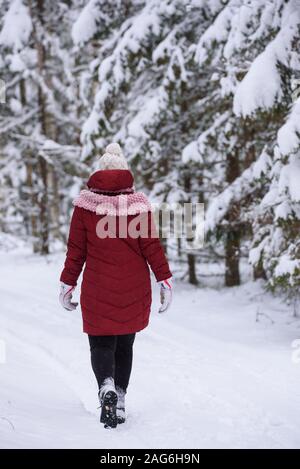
73;190;153;215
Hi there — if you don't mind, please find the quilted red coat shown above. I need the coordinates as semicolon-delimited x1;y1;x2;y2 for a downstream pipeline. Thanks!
60;169;172;336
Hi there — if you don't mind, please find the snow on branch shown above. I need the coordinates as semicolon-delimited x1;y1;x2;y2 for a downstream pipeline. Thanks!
182;112;230;164
233;0;300;117
277;98;300;156
152;29;176;63
233;49;283;117
0;109;37;134
80;0;184;152
278;154;300;203
0;0;32;51
195;1;238;65
127;88;168;141
72;0;103;46
205;149;272;232
100;4;155;79
274;254;300;279
96;0;179;104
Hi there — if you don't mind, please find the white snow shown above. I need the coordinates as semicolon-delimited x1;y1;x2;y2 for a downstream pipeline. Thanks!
80;0;184;153
80;110;100;147
127;89;168;140
183;112;229;165
274;200;293;221
195;0;300;117
7;53;26;72
72;0;101;46
248;238;268;267
152;31;175;63
0;0;32;51
252;149;272;179
96;0;171;88
274;254;300;278
233;50;283;117
204;150;271;233
233;0;300;117
195;4;234;65
278;155;300;202
1;250;300;449
277;99;300;156
223;3;253;59
182;141;203;164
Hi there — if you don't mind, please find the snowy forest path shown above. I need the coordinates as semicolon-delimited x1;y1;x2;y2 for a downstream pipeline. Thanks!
0;252;300;448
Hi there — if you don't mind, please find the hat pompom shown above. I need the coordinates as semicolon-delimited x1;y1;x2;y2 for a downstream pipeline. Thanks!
105;142;122;156
99;142;128;170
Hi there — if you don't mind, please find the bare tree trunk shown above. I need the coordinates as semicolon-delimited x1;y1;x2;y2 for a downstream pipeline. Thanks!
48;167;61;240
45;116;60;241
177;237;182;258
225;229;240;286
187;252;198;285
19;78;40;252
25;156;39;252
37;50;50;255
183;170;198;285
160;233;168;254
225;151;240;287
30;0;59;254
253;257;267;280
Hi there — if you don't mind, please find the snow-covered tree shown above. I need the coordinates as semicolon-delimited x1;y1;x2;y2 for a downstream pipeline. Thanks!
193;0;300;287
72;0;226;284
0;0;87;253
251;97;300;300
1;0;300;298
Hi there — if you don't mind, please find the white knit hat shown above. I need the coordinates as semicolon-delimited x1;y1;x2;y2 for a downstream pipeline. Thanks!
99;142;128;170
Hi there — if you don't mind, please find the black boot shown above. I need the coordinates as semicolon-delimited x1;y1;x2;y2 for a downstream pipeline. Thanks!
99;379;118;429
116;386;126;424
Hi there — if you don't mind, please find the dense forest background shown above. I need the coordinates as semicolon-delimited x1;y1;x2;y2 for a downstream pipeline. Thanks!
0;0;300;299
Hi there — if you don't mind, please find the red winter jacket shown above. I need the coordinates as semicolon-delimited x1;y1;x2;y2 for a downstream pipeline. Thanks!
60;169;172;336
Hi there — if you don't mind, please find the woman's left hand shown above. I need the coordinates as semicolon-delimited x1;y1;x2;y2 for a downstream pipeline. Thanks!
158;278;173;313
59;282;78;311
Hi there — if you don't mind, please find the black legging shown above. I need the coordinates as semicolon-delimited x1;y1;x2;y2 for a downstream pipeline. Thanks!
88;334;136;393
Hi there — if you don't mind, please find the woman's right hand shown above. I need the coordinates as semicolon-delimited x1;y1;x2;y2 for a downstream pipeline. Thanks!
59;282;78;311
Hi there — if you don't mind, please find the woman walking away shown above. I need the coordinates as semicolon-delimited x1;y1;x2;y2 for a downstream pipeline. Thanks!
59;143;173;429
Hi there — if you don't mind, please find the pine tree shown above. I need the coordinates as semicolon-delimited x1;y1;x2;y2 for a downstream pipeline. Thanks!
0;0;88;253
72;0;222;284
1;0;299;300
194;0;300;287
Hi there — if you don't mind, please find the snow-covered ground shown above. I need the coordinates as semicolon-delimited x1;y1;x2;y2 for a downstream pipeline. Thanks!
1;249;300;449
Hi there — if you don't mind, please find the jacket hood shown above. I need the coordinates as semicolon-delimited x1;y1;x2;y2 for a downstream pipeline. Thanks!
87;169;134;193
